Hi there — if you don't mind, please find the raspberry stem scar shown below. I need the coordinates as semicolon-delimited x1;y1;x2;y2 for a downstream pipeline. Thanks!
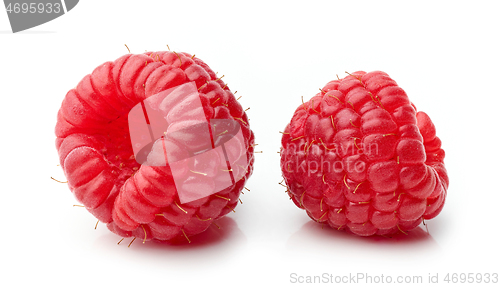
301;96;307;110
51;177;67;183
128;237;136;248
181;229;191;243
353;182;364;193
216;130;228;137
172;51;182;67
343;174;350;189
305;140;315;154
175;201;188;214
345;71;362;84
141;225;147;243
349;119;359;128
237;164;248;173
347;101;355;109
330;115;336;130
319;138;334;150
311;99;321;114
234;117;247;125
328;94;342;103
196;215;212;221
352;137;361;150
397;225;408;235
369;91;376;102
190;170;207;176
214;194;230;201
317;212;327;222
198;82;208;90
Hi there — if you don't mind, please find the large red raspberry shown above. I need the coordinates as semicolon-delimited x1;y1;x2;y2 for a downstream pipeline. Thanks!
280;71;448;236
55;51;254;243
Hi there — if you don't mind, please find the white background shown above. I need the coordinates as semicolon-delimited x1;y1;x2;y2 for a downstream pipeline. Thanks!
1;1;499;286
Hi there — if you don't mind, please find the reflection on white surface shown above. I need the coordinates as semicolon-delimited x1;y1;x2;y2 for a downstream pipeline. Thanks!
91;216;247;269
287;220;440;255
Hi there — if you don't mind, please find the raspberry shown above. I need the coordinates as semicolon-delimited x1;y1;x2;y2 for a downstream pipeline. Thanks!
279;71;448;236
56;51;255;243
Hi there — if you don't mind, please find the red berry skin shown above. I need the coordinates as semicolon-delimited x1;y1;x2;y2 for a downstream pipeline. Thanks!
280;71;448;236
56;51;255;243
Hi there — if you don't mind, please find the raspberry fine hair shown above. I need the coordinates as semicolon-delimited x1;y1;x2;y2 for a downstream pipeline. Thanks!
279;71;448;236
55;51;255;243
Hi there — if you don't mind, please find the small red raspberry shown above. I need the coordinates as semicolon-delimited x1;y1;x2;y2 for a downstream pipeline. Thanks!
280;71;448;236
56;51;254;243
